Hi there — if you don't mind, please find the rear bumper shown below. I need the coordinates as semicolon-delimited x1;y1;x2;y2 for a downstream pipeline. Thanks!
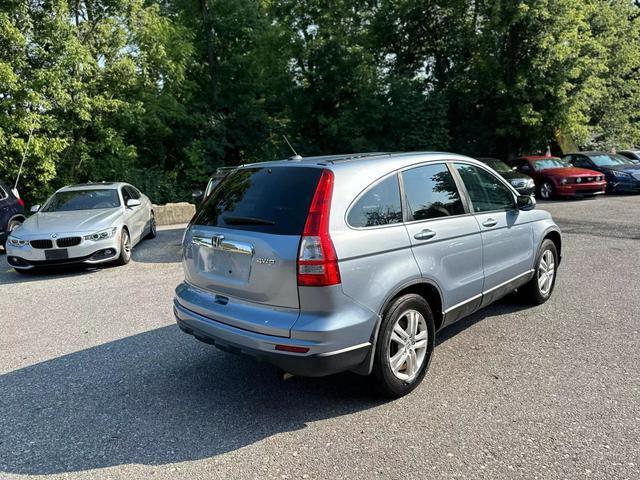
555;182;606;197
173;300;370;377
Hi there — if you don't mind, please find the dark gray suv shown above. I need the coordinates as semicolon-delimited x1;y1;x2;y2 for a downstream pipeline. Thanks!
174;152;562;397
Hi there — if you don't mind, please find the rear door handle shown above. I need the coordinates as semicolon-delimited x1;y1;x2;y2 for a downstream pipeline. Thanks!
414;229;436;241
482;218;498;228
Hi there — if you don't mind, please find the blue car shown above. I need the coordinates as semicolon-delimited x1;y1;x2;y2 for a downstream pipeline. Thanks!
564;152;640;193
0;180;26;249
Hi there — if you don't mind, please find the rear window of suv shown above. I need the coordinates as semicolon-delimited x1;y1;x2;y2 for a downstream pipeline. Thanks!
193;166;323;235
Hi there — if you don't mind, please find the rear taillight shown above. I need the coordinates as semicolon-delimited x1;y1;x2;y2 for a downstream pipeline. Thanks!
17;198;25;208
297;169;341;287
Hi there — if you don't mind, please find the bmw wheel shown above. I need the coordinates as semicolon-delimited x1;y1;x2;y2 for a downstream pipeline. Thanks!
115;228;132;265
372;294;435;398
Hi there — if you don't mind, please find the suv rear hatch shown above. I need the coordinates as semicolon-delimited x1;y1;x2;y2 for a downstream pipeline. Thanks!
181;166;325;334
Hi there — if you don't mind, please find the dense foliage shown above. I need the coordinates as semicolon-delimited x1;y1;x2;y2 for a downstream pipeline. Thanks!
1;0;639;204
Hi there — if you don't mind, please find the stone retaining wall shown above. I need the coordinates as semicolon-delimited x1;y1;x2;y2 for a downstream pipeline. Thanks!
153;202;196;226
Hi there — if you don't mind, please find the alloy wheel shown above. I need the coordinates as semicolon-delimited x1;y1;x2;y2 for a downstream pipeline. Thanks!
122;230;131;259
538;249;555;295
388;309;429;382
540;182;553;199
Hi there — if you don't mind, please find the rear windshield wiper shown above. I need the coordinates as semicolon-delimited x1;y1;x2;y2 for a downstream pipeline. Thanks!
222;215;276;226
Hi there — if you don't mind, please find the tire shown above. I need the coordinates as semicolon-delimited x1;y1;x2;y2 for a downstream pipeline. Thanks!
538;180;554;200
372;294;436;398
1;219;23;249
519;239;558;305
115;228;132;266
145;212;157;239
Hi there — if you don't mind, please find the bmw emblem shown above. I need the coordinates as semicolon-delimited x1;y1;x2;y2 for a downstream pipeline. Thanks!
51;233;58;239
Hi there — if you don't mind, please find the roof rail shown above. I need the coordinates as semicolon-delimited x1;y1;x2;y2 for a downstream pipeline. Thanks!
321;152;391;164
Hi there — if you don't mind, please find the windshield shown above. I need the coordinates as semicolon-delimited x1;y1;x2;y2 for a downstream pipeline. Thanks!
533;158;570;170
42;189;121;212
484;160;512;173
589;154;633;167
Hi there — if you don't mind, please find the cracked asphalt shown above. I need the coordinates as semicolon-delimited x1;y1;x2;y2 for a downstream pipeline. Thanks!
1;196;639;480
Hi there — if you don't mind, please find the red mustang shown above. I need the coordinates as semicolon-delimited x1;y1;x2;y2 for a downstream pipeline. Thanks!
510;156;606;199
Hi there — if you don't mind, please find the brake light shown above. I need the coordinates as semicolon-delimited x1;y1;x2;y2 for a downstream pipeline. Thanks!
297;169;341;286
17;198;25;208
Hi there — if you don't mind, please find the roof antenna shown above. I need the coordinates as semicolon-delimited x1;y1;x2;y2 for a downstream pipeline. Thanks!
283;135;303;161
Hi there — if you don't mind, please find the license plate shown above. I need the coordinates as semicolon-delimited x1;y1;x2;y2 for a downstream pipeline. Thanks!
45;249;69;260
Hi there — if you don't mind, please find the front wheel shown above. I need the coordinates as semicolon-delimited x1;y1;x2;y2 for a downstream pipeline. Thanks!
115;228;132;266
372;294;435;398
519;239;558;305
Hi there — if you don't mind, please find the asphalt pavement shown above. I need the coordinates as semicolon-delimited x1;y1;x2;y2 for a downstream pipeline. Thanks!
1;197;639;480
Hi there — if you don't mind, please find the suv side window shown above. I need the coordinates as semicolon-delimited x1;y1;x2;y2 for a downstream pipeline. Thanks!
402;163;465;221
455;163;515;213
347;175;402;228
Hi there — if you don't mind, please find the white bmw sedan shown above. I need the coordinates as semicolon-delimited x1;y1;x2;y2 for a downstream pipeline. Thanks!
6;182;156;272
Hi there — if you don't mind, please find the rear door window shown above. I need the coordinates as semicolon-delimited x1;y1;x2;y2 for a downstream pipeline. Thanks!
348;175;402;228
402;163;465;221
193;167;323;235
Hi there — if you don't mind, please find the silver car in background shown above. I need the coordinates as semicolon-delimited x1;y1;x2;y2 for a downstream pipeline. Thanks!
6;182;156;272
174;152;562;397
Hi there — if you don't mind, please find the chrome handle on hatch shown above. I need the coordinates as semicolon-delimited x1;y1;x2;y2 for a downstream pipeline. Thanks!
192;235;253;255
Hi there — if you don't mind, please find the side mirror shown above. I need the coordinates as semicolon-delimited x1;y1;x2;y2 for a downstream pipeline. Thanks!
30;205;40;213
126;199;141;208
191;190;204;200
517;195;536;211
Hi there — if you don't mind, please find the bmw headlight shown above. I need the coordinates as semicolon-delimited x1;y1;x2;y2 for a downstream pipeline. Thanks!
611;170;631;179
8;237;29;247
83;227;117;241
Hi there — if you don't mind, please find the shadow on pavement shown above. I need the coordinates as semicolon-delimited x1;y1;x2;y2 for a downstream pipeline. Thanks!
0;325;381;475
131;226;184;264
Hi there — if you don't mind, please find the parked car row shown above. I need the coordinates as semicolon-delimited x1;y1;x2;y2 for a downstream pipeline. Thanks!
476;151;640;199
4;182;156;272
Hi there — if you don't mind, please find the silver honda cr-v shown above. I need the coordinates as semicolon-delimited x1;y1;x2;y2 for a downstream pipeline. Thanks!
174;152;561;397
